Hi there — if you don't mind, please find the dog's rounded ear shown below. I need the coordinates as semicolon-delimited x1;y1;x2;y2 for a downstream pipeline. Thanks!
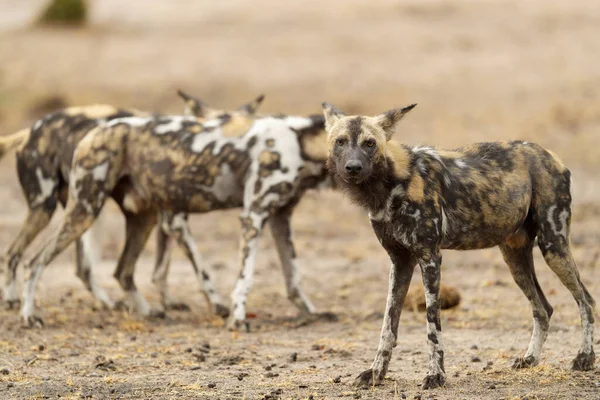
322;102;346;131
373;104;417;140
238;94;265;116
177;89;205;117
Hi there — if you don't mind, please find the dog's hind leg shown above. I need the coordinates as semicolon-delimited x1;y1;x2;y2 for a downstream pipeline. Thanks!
269;206;315;315
151;217;189;311
112;211;162;318
537;229;595;370
500;237;552;369
535;170;595;370
160;212;228;318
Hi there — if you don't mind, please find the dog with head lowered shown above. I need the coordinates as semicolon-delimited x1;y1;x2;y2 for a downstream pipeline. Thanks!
322;102;595;389
18;105;331;331
0;91;263;311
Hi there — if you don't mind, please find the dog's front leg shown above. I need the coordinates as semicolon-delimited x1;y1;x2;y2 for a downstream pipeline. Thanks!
355;246;415;387
419;250;446;389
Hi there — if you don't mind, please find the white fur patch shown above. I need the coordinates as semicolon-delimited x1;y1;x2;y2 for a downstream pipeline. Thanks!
154;117;192;135
413;146;442;163
106;117;151;128
32;119;43;131
203;118;225;129
441;207;449;237
454;159;467;168
31;168;56;207
92;161;109;181
283;116;314;130
547;205;569;239
190;130;222;153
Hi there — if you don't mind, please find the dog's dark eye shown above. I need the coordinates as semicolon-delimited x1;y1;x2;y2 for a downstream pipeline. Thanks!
336;138;346;146
365;140;376;148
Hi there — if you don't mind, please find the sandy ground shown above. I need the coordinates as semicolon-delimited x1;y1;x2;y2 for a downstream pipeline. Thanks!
0;1;599;399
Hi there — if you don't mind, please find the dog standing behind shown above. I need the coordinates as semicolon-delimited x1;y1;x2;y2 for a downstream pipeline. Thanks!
0;91;263;311
18;107;332;330
322;102;595;389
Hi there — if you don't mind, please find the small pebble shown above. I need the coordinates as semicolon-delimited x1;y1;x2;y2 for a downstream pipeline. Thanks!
414;395;422;400
288;352;298;362
207;382;216;388
470;345;478;350
150;353;158;358
7;382;14;388
38;344;46;351
265;365;272;371
1;368;9;375
401;394;407;399
311;344;321;351
488;384;496;389
471;356;481;362
185;347;193;353
264;372;279;378
333;375;341;383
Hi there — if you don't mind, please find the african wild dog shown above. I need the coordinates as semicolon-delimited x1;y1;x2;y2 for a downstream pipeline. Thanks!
0;91;263;311
322;103;595;389
18;109;331;330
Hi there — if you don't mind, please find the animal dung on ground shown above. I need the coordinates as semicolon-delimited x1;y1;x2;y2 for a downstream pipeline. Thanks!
403;284;461;312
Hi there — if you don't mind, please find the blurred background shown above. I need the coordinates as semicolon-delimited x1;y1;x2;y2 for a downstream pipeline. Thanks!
0;0;598;305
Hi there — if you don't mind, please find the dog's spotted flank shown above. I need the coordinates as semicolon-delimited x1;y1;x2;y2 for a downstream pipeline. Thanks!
322;102;595;389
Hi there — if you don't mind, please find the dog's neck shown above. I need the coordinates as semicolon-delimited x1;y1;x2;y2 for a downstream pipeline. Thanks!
332;142;415;213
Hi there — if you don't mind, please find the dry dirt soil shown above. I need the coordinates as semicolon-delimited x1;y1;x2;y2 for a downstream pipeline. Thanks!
0;1;599;399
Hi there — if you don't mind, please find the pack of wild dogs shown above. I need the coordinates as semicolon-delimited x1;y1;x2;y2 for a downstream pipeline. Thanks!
0;91;595;389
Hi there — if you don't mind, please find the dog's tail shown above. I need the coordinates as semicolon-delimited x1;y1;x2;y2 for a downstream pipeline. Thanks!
0;128;30;159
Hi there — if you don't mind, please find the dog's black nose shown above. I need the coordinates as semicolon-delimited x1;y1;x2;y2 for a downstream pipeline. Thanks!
345;160;363;174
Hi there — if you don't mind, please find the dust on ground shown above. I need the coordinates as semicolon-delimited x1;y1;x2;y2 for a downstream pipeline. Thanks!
0;1;599;399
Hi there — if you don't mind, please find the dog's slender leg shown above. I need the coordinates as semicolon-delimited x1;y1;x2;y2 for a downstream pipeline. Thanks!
112;211;161;318
161;212;228;318
20;203;96;327
419;251;446;389
500;241;552;368
152;218;181;311
355;240;415;387
228;210;269;330
537;237;595;370
74;230;114;309
269;207;315;315
3;206;55;308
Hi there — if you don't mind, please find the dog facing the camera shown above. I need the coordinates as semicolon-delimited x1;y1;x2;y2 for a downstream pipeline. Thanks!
322;102;595;389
